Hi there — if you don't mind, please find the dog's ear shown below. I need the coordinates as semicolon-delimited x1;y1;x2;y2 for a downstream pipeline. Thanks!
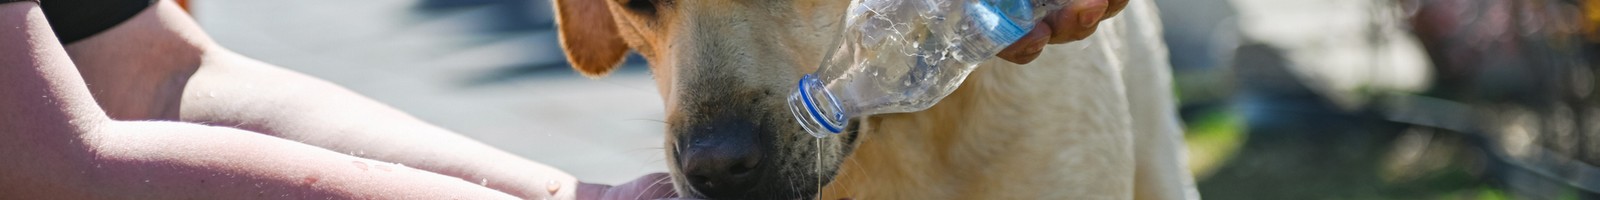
553;0;630;78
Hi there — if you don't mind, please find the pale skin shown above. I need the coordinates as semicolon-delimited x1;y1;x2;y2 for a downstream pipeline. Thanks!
0;0;1125;198
997;0;1131;64
1;1;672;199
0;2;512;199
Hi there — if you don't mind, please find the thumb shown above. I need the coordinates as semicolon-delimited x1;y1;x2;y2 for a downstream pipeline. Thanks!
996;23;1053;64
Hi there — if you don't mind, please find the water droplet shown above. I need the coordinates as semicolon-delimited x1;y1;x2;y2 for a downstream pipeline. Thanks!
479;178;488;186
144;180;150;183
206;92;216;98
546;180;561;195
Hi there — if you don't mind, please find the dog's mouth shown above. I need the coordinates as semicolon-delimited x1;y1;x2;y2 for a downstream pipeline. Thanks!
669;117;862;200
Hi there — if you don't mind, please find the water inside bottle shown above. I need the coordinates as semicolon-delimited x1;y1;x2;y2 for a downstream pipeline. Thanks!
794;0;1055;137
814;0;978;115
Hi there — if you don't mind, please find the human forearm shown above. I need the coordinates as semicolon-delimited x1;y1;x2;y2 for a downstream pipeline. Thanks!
67;121;520;199
41;0;585;197
180;52;579;199
2;3;518;198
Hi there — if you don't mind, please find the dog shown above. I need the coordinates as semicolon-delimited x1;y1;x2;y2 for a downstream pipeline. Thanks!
551;0;1196;199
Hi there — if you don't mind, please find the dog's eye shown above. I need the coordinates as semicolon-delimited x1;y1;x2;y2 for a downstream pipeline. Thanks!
619;0;658;15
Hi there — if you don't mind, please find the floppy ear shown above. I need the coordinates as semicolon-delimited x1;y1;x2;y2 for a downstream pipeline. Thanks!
552;0;630;78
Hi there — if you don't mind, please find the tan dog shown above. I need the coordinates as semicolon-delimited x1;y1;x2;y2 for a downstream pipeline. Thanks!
552;0;1195;199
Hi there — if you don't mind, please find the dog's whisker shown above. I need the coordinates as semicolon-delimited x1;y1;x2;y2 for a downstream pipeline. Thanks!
621;147;666;156
640;157;669;166
672;140;685;167
839;134;870;197
678;174;707;198
624;118;668;124
635;175;674;200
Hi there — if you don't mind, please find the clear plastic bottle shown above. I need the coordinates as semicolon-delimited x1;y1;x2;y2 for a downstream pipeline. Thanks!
789;0;1072;137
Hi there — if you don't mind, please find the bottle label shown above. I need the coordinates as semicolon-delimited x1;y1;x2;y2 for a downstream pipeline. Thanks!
969;0;1033;46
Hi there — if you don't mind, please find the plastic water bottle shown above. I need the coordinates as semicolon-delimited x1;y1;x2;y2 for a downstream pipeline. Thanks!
789;0;1072;137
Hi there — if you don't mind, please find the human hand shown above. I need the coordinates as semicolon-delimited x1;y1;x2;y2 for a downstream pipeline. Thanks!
577;173;678;200
996;0;1130;64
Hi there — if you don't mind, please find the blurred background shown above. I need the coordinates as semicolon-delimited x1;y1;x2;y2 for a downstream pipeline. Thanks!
186;0;1599;199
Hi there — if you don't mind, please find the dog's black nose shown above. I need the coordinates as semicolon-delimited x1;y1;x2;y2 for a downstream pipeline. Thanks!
678;127;764;198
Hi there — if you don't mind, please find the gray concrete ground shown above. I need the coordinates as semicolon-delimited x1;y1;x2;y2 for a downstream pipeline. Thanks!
193;0;667;184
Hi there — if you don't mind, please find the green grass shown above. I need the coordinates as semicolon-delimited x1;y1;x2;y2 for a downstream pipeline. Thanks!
1182;107;1247;178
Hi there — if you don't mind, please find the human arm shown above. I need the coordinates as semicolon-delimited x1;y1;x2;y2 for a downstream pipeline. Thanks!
183;50;675;200
49;1;672;198
180;50;593;198
0;2;518;198
995;0;1131;64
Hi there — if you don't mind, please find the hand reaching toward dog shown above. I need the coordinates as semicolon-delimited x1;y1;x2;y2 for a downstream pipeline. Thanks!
996;0;1129;64
577;173;679;200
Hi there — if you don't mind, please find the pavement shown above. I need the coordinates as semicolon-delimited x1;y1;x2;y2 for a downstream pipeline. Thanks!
192;0;667;184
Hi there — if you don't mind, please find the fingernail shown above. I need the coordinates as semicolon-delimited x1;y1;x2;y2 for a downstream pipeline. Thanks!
1073;0;1107;28
1019;44;1045;62
1079;9;1103;28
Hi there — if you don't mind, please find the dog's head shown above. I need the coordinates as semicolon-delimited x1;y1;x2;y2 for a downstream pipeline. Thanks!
552;0;859;199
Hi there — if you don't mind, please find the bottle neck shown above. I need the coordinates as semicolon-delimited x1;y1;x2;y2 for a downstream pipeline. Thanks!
789;74;851;138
